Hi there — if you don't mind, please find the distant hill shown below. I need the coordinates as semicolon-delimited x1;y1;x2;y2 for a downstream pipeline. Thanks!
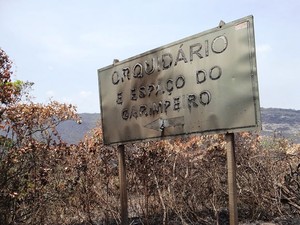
261;108;300;142
57;108;300;144
57;113;100;144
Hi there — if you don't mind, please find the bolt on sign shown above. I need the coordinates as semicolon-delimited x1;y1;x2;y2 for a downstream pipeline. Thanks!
98;15;261;145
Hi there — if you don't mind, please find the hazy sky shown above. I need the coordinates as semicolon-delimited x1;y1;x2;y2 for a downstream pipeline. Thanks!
1;0;299;113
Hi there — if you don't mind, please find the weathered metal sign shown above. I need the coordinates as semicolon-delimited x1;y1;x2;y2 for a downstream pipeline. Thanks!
98;15;261;145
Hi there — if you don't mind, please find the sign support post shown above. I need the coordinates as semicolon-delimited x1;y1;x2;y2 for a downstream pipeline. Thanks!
118;144;129;225
225;133;238;225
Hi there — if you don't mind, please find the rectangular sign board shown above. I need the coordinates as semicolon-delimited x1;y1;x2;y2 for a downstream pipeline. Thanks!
98;15;261;145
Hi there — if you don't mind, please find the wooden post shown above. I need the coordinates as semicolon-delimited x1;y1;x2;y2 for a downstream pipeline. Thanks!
118;144;129;225
225;133;238;225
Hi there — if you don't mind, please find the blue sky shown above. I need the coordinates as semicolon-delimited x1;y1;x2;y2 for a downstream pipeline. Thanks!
1;0;299;113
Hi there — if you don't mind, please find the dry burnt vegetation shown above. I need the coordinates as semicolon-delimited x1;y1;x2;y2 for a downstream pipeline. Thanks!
1;48;300;224
1;119;300;225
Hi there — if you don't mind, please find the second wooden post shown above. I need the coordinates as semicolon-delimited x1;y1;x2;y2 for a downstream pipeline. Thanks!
118;144;129;225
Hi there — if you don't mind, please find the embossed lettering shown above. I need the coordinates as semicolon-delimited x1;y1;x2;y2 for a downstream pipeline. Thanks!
176;75;185;89
211;35;228;54
122;108;129;120
190;43;203;61
116;92;123;104
196;69;206;84
173;97;180;111
187;94;198;109
112;71;119;85
200;91;211;105
166;79;173;95
175;45;188;66
139;86;146;98
131;88;138;101
145;58;155;75
139;105;148;116
209;66;222;80
133;63;143;78
162;53;173;70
